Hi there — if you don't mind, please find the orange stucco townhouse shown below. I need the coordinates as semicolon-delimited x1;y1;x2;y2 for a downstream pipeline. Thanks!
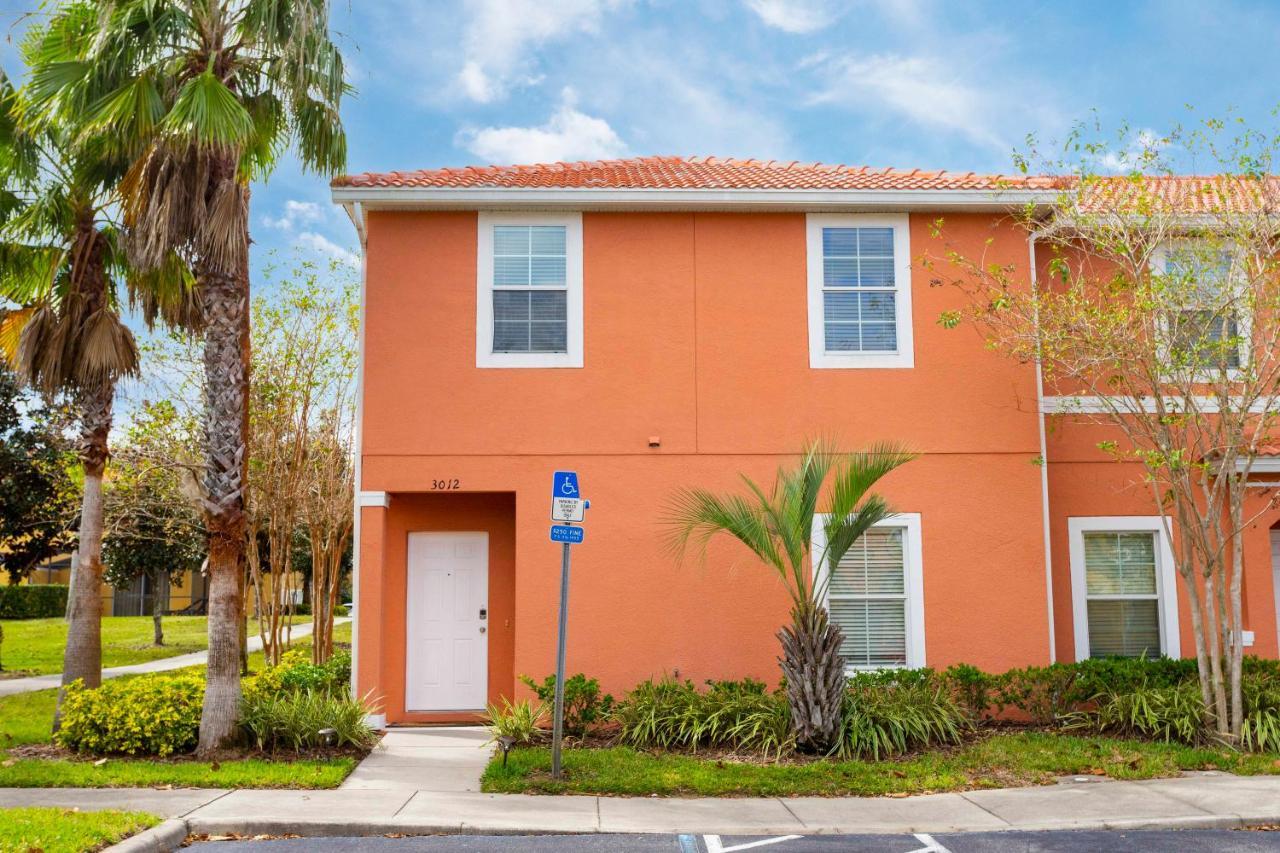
330;156;1280;726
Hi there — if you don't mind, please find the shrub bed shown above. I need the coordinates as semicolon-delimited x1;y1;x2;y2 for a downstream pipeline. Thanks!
56;673;204;756
0;584;68;619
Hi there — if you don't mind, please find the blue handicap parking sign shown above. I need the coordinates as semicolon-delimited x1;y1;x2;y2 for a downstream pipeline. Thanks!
550;524;584;544
552;471;580;498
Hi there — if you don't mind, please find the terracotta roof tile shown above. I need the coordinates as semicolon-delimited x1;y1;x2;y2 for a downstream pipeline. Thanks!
332;155;1060;191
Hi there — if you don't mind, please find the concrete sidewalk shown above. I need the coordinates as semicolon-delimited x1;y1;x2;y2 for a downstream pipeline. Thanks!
3;771;1279;838
0;618;351;697
340;726;493;791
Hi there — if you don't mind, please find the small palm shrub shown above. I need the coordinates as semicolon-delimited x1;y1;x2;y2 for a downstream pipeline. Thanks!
519;673;615;738
56;674;204;756
836;672;969;759
484;698;546;745
614;677;795;758
239;689;379;752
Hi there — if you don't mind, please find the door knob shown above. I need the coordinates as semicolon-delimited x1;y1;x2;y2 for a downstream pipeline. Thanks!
479;626;486;634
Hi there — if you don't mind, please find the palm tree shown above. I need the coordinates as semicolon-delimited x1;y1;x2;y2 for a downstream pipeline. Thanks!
28;0;349;752
669;441;915;752
0;65;192;728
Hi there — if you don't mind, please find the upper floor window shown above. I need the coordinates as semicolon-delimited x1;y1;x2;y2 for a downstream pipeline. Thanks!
806;214;914;369
476;212;583;368
1155;242;1247;372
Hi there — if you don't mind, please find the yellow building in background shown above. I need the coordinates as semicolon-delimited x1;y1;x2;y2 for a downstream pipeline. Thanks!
20;554;208;616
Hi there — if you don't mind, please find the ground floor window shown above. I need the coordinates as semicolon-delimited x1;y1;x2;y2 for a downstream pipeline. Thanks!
811;512;925;672
1068;516;1180;660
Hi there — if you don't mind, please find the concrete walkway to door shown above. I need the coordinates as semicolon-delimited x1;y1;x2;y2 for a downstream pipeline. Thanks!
340;727;494;792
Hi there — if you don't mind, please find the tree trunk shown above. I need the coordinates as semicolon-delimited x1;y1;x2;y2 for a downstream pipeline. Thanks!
777;607;846;753
152;570;167;646
196;261;250;754
54;383;113;731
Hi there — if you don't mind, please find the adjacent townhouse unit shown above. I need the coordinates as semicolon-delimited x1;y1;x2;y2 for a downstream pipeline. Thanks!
331;156;1280;726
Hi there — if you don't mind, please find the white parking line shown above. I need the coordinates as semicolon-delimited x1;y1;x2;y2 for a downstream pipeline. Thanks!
702;835;805;853
908;833;953;853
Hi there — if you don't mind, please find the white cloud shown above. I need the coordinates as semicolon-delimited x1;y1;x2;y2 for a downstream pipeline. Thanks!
1099;128;1173;173
456;0;629;102
808;53;1010;151
458;88;628;164
744;0;838;33
297;233;359;268
263;200;325;231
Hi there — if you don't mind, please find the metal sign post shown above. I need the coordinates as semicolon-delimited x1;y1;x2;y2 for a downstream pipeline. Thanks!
549;472;586;780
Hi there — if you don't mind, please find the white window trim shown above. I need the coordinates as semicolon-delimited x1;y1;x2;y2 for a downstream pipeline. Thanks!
476;211;584;368
1068;516;1181;661
805;213;915;369
1150;241;1250;380
811;512;925;672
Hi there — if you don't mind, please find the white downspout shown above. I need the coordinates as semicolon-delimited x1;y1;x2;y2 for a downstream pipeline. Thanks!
344;201;368;698
1029;231;1056;663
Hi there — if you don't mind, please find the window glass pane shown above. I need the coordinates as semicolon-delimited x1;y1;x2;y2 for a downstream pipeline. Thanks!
493;226;530;255
830;527;905;596
860;324;897;351
1084;532;1156;595
530;322;567;352
494;256;530;286
823;257;858;287
857;227;894;256
529;226;566;255
493;290;530;321
492;322;530;352
829;599;907;668
859;292;896;323
529;291;566;320
858;257;895;287
822;227;858;256
824;292;860;322
824;323;860;351
530;256;566;286
1088;599;1161;658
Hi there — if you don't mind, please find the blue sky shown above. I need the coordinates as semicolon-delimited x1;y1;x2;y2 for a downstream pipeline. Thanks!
4;0;1280;273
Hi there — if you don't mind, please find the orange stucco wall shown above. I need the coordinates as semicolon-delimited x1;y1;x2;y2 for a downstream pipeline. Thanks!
355;207;1279;719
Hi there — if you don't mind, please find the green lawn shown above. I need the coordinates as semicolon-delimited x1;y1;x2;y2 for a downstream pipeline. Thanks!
0;807;157;853
0;615;312;676
0;622;356;790
481;732;1280;797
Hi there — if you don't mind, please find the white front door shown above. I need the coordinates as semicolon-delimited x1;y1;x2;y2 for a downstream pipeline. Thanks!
405;532;489;711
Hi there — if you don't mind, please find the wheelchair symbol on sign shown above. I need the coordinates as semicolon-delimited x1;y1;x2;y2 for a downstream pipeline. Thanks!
560;480;578;496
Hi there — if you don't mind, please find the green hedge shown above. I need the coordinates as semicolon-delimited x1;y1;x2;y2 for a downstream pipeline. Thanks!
0;584;68;619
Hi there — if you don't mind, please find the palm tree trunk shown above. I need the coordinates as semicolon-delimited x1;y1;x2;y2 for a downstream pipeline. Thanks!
778;607;846;753
196;264;250;754
152;569;167;646
53;382;113;731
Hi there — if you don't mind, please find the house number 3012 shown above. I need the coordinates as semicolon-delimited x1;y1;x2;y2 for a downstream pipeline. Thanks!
431;479;461;490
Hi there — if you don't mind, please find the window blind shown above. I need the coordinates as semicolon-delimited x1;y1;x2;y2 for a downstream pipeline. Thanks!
827;526;907;668
1084;531;1161;658
821;227;897;353
491;225;568;353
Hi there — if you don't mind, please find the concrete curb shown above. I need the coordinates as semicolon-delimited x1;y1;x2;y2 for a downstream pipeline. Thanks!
103;818;189;853
181;813;1274;838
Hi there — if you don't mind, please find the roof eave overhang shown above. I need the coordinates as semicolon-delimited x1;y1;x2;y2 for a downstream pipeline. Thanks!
330;186;1058;213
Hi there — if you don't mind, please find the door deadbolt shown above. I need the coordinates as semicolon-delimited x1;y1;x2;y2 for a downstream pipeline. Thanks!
479;608;487;620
